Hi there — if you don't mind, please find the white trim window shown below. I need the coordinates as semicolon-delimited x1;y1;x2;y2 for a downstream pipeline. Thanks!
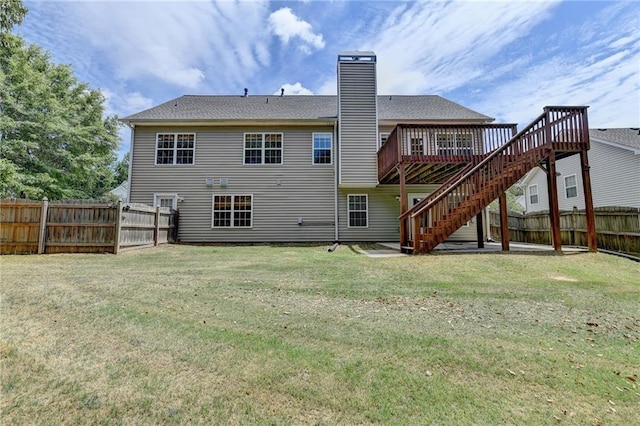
312;133;332;165
528;184;539;205
155;133;195;165
564;174;578;199
347;194;368;228
379;132;389;148
153;193;178;210
408;137;424;155
436;133;473;156
244;133;283;165
212;195;253;228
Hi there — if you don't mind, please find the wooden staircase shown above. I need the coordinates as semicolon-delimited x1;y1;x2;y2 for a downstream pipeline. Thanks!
400;106;591;254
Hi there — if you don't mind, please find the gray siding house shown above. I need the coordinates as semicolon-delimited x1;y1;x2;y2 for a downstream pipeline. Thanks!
122;52;494;243
521;128;640;213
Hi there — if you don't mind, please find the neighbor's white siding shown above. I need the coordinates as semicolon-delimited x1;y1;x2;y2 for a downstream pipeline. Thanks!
524;141;640;212
589;141;640;208
130;126;336;242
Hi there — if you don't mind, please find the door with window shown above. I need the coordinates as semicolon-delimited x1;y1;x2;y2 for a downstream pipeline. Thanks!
153;194;177;210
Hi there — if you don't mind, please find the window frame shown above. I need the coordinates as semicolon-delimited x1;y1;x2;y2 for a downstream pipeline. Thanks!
564;174;578;199
379;132;389;149
211;194;253;228
347;194;368;228
312;132;333;165
528;184;539;205
436;132;473;156
154;133;196;165
153;193;178;210
243;132;283;165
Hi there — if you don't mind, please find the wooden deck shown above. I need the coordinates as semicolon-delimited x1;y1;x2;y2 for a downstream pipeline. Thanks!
378;106;597;254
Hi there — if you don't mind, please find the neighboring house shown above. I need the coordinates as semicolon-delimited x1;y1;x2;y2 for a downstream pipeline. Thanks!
521;128;640;212
121;51;590;250
109;181;129;203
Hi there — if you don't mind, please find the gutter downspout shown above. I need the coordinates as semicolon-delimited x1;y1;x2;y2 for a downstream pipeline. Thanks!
126;123;135;204
333;120;339;242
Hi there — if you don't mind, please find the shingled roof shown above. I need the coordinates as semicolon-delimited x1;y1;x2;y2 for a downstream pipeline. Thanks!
590;128;640;151
121;95;493;123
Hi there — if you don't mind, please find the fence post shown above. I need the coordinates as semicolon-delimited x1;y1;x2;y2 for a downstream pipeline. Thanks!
37;197;49;254
114;201;123;254
172;209;179;243
154;206;160;246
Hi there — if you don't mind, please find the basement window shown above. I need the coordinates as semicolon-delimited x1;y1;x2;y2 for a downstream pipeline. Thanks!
212;195;253;228
347;194;368;228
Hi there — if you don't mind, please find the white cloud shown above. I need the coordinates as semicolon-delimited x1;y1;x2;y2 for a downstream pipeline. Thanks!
43;1;272;90
470;4;640;128
101;89;154;117
268;7;325;54
274;82;314;95
359;1;561;94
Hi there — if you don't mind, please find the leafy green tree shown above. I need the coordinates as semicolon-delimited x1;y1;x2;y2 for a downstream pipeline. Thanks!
0;0;28;33
0;4;120;199
113;152;129;185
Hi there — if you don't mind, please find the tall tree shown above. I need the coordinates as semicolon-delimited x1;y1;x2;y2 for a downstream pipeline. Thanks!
0;0;28;33
0;2;120;199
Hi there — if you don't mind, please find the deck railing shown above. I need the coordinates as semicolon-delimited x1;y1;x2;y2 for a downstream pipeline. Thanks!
405;106;589;252
378;123;518;182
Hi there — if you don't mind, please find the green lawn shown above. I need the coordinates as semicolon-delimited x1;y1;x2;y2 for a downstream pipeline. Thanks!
1;244;639;425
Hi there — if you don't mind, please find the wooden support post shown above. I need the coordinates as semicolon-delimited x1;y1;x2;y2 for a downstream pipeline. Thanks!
498;193;510;251
546;153;563;252
413;216;421;254
399;162;408;249
476;211;484;249
580;150;597;251
37;197;49;254
154;206;160;247
113;201;123;254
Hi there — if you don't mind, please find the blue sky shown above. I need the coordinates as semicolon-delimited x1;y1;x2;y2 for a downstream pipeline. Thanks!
18;0;640;158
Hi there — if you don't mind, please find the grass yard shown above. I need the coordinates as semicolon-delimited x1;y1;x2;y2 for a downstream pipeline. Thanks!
1;244;639;425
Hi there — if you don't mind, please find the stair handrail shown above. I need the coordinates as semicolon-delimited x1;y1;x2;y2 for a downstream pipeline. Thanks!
408;109;551;219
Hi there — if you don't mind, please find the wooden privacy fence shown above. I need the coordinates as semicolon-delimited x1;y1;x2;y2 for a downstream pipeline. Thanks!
0;199;178;255
489;207;640;255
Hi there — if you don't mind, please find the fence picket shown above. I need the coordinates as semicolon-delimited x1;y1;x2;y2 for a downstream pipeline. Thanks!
0;199;178;255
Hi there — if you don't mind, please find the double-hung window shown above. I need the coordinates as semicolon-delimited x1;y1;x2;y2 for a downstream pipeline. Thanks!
312;133;332;164
528;184;539;205
244;133;283;165
436;133;473;156
156;133;195;165
564;174;578;199
347;194;368;228
212;195;253;228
